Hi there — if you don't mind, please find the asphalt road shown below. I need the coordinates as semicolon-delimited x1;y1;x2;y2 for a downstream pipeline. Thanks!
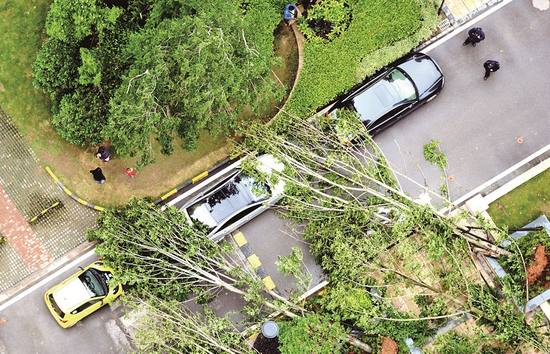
375;0;550;203
237;210;325;299
0;251;132;354
2;1;547;352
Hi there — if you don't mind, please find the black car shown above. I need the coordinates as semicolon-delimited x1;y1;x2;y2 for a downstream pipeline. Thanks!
326;52;444;139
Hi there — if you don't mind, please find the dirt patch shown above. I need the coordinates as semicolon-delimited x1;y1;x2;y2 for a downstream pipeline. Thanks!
380;337;398;354
253;335;281;354
526;244;550;289
40;135;230;207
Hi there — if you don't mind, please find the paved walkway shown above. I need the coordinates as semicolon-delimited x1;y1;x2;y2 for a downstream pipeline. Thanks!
0;108;97;298
443;0;502;26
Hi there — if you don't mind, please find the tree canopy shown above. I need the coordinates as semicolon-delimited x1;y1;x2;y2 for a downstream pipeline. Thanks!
33;0;285;165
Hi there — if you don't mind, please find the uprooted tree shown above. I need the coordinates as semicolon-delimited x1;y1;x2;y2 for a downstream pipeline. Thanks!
238;113;550;352
87;197;373;353
87;114;550;352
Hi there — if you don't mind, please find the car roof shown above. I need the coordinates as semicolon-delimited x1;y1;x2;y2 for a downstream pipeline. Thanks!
351;70;406;124
337;53;442;126
187;173;270;227
53;276;91;313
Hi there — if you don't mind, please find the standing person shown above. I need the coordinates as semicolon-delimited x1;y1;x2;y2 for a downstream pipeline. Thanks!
283;4;297;26
462;27;485;47
95;146;110;162
90;167;106;184
483;60;500;80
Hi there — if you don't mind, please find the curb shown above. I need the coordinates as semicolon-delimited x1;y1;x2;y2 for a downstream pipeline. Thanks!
232;231;276;291
153;151;246;205
44;151;246;211
0;240;97;305
45;166;104;211
29;201;61;223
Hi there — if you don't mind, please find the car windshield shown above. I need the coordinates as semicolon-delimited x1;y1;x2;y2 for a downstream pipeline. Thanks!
79;269;107;298
384;69;416;102
186;173;271;231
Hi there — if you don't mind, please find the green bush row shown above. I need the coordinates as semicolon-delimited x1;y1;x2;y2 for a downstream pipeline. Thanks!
283;0;441;120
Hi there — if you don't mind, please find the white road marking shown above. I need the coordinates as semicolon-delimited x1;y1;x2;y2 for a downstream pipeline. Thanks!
0;248;96;311
422;0;515;53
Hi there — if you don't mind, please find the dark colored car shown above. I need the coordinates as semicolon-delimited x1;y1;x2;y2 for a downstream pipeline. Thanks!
326;52;444;139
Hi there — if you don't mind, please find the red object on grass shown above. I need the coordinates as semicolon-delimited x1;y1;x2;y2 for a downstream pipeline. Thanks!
125;168;137;177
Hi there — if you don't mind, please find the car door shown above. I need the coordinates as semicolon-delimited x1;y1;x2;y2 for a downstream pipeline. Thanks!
70;297;104;322
367;103;412;135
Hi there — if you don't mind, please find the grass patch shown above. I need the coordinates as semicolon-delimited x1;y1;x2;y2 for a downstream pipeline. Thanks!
487;168;550;229
0;0;298;207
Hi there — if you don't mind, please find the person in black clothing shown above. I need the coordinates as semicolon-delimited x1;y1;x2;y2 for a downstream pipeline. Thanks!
462;27;485;47
483;60;500;80
90;167;106;184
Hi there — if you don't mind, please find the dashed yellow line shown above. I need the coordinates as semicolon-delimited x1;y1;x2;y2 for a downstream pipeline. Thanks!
233;232;248;247
247;254;261;269
262;276;276;291
232;231;277;291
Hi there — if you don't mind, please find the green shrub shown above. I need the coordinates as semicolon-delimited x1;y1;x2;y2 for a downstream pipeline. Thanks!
497;230;550;301
278;314;349;354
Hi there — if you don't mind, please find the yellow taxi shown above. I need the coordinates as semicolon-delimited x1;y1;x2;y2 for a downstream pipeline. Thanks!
44;261;123;328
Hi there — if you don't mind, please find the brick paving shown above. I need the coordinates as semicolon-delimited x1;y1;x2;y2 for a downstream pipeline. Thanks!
0;184;52;272
0;108;98;294
443;0;502;26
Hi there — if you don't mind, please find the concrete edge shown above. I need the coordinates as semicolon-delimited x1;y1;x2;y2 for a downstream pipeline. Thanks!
45;166;105;211
444;143;550;212
153;150;246;205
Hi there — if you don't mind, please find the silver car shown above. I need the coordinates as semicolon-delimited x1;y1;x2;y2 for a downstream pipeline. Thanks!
180;154;284;242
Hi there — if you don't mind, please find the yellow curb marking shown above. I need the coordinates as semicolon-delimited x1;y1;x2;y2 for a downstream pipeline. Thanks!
262;276;276;290
45;167;59;182
192;171;208;183
45;167;105;211
161;189;177;200
233;232;248;247
230;150;246;160
247;254;261;269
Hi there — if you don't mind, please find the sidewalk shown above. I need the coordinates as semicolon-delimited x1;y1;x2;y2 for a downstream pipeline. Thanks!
443;0;503;26
0;108;98;301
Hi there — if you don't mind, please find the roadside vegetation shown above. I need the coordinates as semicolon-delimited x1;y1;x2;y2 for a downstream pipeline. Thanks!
284;0;442;119
488;167;550;229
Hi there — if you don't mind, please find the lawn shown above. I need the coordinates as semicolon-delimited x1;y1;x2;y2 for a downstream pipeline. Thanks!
487;167;550;229
0;0;297;207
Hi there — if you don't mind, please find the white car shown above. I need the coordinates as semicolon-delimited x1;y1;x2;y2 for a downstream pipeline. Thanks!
179;154;284;242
